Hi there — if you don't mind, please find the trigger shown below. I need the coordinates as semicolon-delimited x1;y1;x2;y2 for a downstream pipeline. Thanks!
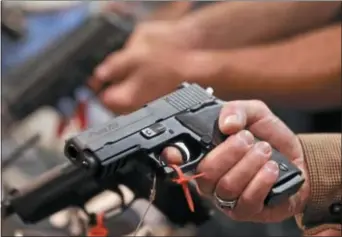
173;142;191;163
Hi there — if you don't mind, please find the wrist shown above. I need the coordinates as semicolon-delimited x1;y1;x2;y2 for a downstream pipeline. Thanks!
179;50;221;86
296;134;341;228
173;19;205;49
293;152;311;215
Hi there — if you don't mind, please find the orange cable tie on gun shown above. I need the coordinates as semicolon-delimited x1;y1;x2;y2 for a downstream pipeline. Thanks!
76;100;88;130
55;100;89;138
87;212;108;237
169;164;205;212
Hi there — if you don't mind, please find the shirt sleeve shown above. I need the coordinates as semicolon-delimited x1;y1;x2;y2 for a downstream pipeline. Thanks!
295;133;341;235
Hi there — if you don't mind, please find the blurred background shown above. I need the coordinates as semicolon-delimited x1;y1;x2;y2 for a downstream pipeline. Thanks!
1;1;340;237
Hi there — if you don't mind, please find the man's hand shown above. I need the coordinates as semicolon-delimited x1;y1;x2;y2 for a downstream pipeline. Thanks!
123;21;195;50
90;21;201;114
162;100;311;223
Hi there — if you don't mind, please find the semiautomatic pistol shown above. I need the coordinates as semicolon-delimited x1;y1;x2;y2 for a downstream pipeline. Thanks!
3;83;305;225
65;83;305;207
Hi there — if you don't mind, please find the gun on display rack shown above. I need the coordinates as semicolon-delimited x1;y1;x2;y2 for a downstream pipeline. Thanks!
2;84;305;225
2;13;133;124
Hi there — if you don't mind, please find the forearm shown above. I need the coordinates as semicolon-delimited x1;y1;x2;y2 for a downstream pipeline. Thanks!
144;2;193;21
295;134;341;235
175;1;341;49
187;24;341;110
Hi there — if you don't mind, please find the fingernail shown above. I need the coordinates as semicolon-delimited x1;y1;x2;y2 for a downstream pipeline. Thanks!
238;130;254;145
224;114;241;127
264;160;279;174
255;142;271;155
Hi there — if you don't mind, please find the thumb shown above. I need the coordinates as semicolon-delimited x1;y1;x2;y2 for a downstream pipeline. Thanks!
218;101;247;135
99;76;141;114
93;51;133;83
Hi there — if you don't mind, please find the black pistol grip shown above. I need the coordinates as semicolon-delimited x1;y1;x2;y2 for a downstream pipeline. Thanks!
212;119;305;206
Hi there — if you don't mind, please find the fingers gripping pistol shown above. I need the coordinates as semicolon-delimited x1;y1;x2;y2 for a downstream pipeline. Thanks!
65;83;305;207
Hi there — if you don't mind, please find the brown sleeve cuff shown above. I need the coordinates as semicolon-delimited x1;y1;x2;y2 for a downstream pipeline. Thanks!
296;134;341;230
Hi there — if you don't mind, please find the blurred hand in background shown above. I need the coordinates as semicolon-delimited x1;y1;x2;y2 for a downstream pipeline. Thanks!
90;2;341;113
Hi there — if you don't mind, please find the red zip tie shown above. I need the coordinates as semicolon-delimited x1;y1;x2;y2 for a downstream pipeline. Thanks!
55;101;89;138
56;118;67;138
169;164;205;212
76;101;88;130
87;213;108;237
